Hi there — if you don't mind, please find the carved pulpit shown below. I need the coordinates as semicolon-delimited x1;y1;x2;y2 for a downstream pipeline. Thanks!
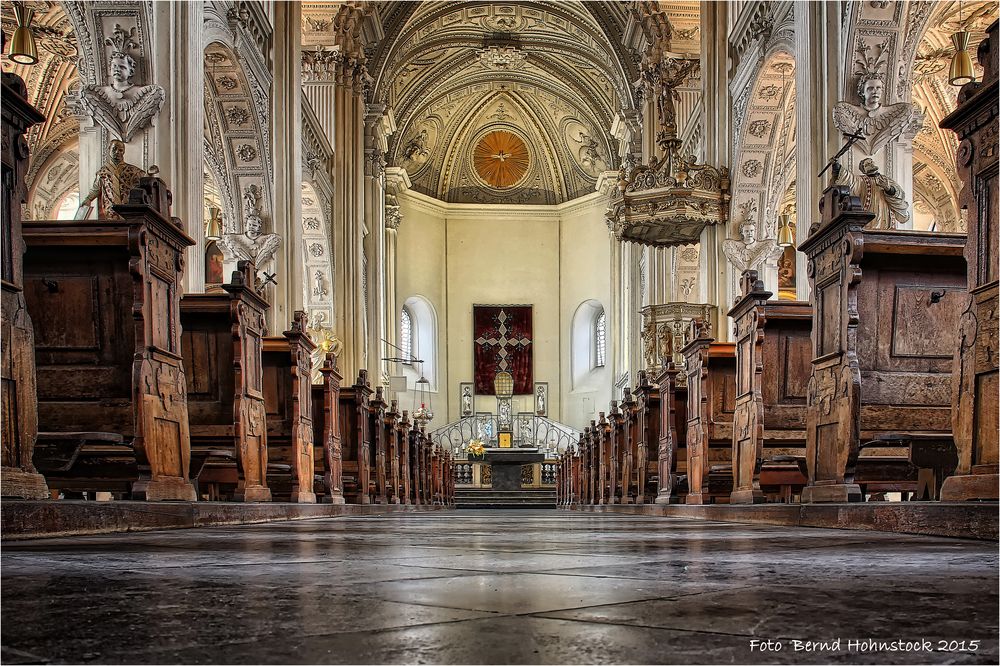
939;19;999;501
1;71;49;499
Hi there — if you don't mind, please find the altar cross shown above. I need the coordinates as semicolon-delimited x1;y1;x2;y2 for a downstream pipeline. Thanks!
474;309;531;372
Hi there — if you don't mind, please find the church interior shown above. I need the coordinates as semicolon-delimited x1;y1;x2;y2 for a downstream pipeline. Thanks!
1;0;998;664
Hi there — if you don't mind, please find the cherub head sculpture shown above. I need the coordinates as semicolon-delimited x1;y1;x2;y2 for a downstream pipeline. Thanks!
245;213;263;239
738;217;758;245
856;75;884;112
109;52;137;90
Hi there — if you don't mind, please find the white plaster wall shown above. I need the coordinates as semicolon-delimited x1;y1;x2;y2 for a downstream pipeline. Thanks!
395;190;613;431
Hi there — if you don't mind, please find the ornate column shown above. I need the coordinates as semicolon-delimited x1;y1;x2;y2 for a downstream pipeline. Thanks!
151;0;204;292
271;0;303;321
302;5;370;380
385;166;411;377
364;103;396;383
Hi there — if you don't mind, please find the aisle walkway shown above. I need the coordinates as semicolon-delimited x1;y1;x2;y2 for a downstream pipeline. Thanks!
2;511;997;664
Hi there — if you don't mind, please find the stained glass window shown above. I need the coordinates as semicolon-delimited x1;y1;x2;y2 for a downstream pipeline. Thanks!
400;307;413;364
595;310;607;368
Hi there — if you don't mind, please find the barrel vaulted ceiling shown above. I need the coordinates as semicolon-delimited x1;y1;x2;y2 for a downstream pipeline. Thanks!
304;1;663;204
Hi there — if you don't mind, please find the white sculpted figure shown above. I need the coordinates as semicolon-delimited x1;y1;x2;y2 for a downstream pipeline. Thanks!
78;25;165;142
219;212;281;268
832;72;924;229
535;386;546;415
462;386;473;416
722;217;781;276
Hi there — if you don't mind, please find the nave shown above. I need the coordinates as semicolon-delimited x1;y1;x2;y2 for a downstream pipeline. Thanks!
2;511;997;665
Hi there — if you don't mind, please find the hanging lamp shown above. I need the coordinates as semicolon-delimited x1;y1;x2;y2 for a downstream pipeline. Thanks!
8;3;39;65
949;0;977;86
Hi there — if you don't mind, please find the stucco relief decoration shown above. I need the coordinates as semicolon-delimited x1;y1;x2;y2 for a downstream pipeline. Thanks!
219;184;281;275
227;107;250;126
309;243;324;257
741;159;762;178
312;270;329;299
76;23;164;142
757;84;781;100
478;45;528;71
401;127;433;167
747;119;770;138
722;201;781;287
566;121;608;176
304;216;321;231
833;38;925;229
237;144;258;162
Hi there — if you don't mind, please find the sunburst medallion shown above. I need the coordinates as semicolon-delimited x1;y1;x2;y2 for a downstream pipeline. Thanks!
473;130;530;189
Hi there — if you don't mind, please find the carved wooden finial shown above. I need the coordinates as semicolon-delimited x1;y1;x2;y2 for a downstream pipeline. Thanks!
819;184;864;223
739;269;768;298
126;172;173;216
290;310;308;333
357;369;369;386
230;259;256;288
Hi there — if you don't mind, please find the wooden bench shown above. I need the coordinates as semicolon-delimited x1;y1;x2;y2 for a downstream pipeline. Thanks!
799;186;967;502
180;262;271;502
368;386;388;504
23;176;197;501
339;370;373;504
263;311;318;503
681;320;736;504
312;353;345;504
938;20;999;501
728;270;811;503
2;71;49;499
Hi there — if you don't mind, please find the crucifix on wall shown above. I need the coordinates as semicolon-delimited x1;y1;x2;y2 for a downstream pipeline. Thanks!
473;305;533;395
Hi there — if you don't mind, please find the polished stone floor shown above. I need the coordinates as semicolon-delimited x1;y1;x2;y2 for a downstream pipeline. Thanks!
2;510;997;665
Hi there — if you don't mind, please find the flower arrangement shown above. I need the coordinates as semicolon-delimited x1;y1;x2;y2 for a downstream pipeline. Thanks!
466;438;486;459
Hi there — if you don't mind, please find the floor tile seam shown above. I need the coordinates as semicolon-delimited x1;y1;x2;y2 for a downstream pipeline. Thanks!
510;584;764;616
90;612;514;660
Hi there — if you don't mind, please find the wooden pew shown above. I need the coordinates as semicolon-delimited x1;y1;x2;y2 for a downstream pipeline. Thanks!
406;420;421;504
180;262;270;502
727;270;811;503
368;386;388;504
339;370;373;504
578;426;591;504
799;186;967;502
398;410;412;505
681;320;736;504
654;366;689;504
595;411;610;504
23;175;197;501
939;19;999;501
608;400;626;503
1;71;49;499
629;372;655;504
382;399;402;504
263;311;317;503
313;353;346;504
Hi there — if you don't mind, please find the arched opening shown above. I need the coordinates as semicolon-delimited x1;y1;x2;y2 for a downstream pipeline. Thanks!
399;295;438;392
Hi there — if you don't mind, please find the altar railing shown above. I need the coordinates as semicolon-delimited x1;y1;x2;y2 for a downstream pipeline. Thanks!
429;414;580;457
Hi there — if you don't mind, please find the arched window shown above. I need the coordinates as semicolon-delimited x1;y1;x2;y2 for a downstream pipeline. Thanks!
594;310;607;368
400;306;413;365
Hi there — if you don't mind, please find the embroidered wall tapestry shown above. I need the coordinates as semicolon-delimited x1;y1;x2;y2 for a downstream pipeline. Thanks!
473;305;533;395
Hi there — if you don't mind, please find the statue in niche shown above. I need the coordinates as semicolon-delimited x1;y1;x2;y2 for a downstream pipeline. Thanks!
722;216;781;280
312;270;328;298
657;324;674;367
461;386;473;416
80;139;145;219
535;385;546;415
832;41;924;229
78;24;165;142
641;320;658;370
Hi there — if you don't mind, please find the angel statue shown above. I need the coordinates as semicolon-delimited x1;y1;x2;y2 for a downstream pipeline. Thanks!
77;25;165;142
218;212;281;270
832;65;923;229
722;217;782;286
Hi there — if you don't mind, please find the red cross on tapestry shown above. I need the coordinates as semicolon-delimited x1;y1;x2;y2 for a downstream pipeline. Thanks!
473;305;533;395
